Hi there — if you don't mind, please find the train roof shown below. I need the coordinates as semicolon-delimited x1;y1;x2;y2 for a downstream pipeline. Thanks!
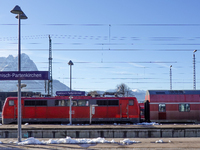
146;90;200;95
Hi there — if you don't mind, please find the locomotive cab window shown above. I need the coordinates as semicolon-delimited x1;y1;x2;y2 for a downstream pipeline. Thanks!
129;100;134;106
179;104;190;112
159;104;166;112
9;100;14;106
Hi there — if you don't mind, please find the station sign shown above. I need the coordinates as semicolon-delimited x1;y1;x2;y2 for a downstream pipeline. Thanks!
56;91;85;96
0;71;49;80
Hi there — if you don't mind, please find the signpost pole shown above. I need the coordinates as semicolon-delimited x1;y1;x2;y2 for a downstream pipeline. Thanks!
17;12;22;142
10;6;28;142
69;95;72;125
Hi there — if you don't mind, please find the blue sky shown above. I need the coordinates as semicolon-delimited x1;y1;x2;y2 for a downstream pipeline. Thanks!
0;0;200;92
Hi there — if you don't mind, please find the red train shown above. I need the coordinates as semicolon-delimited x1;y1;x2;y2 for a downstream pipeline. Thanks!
3;90;200;124
144;90;200;123
2;95;140;124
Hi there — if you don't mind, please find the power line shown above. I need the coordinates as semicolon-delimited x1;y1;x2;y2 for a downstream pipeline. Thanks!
2;23;200;26
0;48;196;52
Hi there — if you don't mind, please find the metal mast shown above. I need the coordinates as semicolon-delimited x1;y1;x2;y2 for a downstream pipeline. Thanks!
48;35;53;96
170;65;172;90
193;50;197;90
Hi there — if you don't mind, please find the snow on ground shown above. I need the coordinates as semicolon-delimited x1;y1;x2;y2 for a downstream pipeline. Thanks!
136;122;159;125
119;139;141;145
155;139;164;143
6;137;141;145
15;137;171;145
18;137;44;145
43;137;114;144
0;137;172;146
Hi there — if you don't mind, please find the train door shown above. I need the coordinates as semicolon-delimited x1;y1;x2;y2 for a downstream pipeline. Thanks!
120;100;128;118
8;99;17;122
158;103;166;120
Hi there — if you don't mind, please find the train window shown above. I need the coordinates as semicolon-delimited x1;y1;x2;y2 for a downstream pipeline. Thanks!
108;100;119;106
72;100;77;106
24;100;35;106
66;100;70;106
78;100;89;106
159;104;166;112
9;100;14;106
55;100;66;106
35;100;47;106
179;104;190;112
25;100;47;106
129;100;134;106
97;100;107;106
140;109;144;116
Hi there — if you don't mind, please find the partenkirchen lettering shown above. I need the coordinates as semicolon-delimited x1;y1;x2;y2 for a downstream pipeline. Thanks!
0;71;48;80
12;73;42;78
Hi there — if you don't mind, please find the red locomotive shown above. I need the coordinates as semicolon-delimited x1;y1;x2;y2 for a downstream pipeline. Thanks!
144;90;200;123
3;89;200;124
2;94;140;124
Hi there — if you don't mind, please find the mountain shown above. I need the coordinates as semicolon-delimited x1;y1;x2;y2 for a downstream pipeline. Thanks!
0;54;146;100
131;89;146;103
0;53;70;95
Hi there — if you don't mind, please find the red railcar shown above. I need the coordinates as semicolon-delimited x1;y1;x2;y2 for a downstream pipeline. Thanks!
2;96;140;124
145;90;200;123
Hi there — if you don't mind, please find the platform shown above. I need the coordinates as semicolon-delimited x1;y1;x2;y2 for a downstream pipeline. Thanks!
0;124;200;138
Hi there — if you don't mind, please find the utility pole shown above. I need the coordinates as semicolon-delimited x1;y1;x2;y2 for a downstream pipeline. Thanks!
48;35;53;96
193;50;197;90
170;65;172;90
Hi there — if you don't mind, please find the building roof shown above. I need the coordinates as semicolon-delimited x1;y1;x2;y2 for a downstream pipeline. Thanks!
146;90;200;96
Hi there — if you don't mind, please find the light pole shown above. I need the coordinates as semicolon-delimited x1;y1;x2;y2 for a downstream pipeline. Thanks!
170;65;172;90
11;5;28;142
68;60;74;125
193;50;197;90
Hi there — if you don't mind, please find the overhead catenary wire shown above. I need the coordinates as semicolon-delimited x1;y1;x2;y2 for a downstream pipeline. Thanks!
0;48;196;52
2;23;200;26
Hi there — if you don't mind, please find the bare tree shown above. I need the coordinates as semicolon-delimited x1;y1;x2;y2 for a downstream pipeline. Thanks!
116;83;134;97
87;91;101;97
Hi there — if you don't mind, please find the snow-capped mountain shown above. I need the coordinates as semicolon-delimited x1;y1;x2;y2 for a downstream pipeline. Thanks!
0;53;146;100
0;54;38;71
131;89;146;102
0;53;69;95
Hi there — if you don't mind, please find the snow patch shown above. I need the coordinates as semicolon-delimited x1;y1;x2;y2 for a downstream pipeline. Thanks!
16;137;141;145
155;139;164;143
120;139;140;145
136;122;159;125
18;137;44;145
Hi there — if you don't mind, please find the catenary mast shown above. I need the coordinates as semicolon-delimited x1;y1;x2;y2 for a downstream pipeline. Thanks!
48;35;53;96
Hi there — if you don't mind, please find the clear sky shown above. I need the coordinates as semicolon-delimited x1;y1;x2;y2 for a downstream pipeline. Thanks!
0;0;200;93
